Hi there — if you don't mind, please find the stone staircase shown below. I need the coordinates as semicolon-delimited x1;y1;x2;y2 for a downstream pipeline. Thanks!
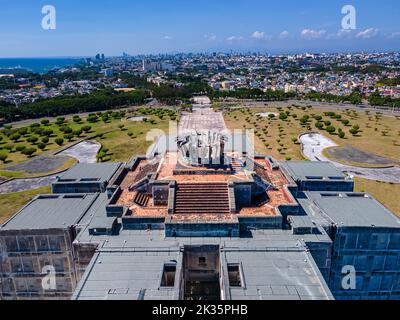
231;158;244;173
174;183;230;215
133;192;150;207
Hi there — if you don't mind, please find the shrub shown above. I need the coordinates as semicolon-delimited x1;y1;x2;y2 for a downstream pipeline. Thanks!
38;143;46;150
22;147;37;157
16;145;26;152
55;138;64;146
0;152;8;163
41;137;49;144
27;136;39;144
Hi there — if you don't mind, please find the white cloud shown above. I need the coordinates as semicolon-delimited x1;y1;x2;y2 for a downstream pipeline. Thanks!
163;35;173;40
251;31;265;39
356;28;379;39
204;34;217;41
300;29;327;40
226;35;245;41
279;30;290;39
336;29;354;39
386;32;400;39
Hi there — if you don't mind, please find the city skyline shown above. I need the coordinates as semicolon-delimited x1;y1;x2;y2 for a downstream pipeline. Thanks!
1;0;400;57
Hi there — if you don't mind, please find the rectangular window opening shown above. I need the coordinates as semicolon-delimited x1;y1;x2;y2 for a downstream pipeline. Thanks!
160;264;176;287
228;264;242;287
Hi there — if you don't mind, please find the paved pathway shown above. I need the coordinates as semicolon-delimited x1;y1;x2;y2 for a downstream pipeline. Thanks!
0;141;101;194
300;133;400;183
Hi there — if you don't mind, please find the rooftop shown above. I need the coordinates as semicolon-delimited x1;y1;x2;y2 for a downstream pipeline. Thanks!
282;161;346;181
300;191;400;228
56;163;122;183
72;229;332;300
1;193;99;230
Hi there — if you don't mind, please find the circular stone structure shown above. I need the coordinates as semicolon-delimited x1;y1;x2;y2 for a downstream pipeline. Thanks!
255;112;278;118
128;116;148;122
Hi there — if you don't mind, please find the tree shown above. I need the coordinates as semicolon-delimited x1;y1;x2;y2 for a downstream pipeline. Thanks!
38;143;46;150
16;145;26;152
27;136;39;144
61;126;73;134
326;126;336;134
342;119;350;126
55;138;64;146
4;143;14;151
23;147;37;157
0;152;8;163
315;122;324;129
350;128;359;135
118;124;125;131
56;117;65;125
279;113;288;121
97;150;107;162
41;137;50;144
339;131;346;139
18;127;29;136
82;125;92;133
41;119;50;126
10;133;21;142
43;129;54;137
74;129;83;137
64;134;74;142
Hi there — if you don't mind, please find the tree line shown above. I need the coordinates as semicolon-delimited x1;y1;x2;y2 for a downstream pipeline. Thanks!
0;89;150;122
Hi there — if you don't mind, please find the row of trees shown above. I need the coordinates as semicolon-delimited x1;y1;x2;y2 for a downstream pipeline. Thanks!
210;88;296;101
0;88;149;122
304;90;363;105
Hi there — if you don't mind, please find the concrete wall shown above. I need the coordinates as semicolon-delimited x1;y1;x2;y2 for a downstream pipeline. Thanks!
165;222;240;238
234;183;252;207
52;182;105;194
0;228;79;300
329;227;400;300
299;180;354;192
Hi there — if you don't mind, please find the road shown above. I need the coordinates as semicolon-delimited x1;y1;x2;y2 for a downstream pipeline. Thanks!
300;133;400;183
0;141;101;194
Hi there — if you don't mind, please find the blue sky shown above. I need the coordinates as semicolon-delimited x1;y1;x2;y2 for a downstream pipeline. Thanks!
0;0;400;57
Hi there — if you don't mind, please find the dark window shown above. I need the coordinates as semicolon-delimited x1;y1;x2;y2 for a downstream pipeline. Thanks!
198;257;207;266
228;264;242;287
160;264;176;287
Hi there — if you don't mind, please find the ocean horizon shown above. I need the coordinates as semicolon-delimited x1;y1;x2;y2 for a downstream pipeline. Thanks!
0;57;85;74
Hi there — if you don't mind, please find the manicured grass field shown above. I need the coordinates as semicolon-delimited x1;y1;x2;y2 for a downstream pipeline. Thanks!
0;186;51;225
224;105;400;163
0;107;176;177
354;178;400;216
224;104;400;214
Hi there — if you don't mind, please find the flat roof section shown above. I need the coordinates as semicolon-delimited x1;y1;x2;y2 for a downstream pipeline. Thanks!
72;250;181;300
56;163;122;183
224;249;333;300
300;192;400;228
283;161;346;181
1;193;99;230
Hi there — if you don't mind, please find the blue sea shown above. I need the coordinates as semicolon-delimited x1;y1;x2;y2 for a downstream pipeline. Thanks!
0;57;84;74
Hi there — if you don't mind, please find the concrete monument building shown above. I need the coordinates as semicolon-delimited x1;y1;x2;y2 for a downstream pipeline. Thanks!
1;107;400;300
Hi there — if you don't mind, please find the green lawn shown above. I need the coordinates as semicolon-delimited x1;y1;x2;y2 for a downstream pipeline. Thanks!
224;105;400;163
0;107;176;177
0;186;52;225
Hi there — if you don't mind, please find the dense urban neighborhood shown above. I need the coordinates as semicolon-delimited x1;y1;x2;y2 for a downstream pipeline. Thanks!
1;52;400;123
